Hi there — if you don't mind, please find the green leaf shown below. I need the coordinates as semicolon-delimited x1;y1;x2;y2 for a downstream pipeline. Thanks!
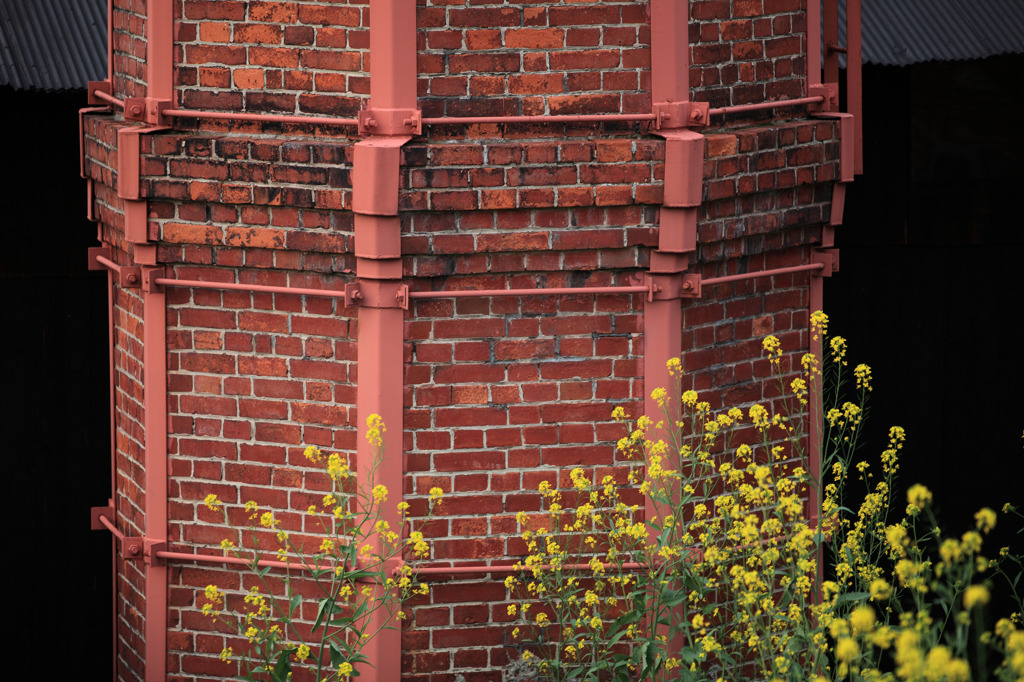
272;653;292;682
313;597;333;633
329;641;344;668
833;590;870;607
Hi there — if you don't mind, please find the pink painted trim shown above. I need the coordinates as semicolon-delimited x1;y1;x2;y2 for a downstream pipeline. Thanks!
93;89;124;109
106;0;113;82
807;0;822;88
152;276;348;299
420;113;657;126
147;0;174;103
163;109;358;127
149;276;648;301
708;96;824;117
97;512;125;541
416;562;647;576
157;550;332;573
142;276;168;682
409;285;649;299
159;102;827;131
702;263;825;287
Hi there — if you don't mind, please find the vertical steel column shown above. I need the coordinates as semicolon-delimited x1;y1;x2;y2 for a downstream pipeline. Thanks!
807;0;822;88
823;0;840;86
353;0;420;678
647;0;702;534
141;267;169;682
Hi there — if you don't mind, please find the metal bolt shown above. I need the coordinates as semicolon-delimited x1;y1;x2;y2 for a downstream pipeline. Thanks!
682;280;694;291
690;109;704;122
365;119;377;128
127;544;141;556
351;290;363;300
126;273;138;284
130;105;142;116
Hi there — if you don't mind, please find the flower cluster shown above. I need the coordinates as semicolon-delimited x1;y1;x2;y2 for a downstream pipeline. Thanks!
198;415;442;681
507;313;1024;682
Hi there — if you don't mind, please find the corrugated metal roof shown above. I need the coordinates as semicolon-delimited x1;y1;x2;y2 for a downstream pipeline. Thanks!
0;0;106;91
844;0;1024;66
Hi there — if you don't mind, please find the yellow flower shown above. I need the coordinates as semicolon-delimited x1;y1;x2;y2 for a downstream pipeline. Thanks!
339;662;354;676
372;484;388;503
963;584;990;610
810;310;829;338
923;645;953;680
203;494;222;511
365;413;385;448
975;507;997;534
906;484;932;510
835;637;859;663
869;579;892;601
219;647;233;662
854;363;872;391
850;605;876;635
429;486;444;502
294;643;310;662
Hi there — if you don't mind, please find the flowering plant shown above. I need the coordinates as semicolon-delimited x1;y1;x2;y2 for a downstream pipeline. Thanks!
199;415;442;681
507;312;1024;681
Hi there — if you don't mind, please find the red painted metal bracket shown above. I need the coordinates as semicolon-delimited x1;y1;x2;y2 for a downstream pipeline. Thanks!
345;281;409;309
141;267;165;293
648;251;692;274
117;128;142;200
812;249;840;276
90;247;142;287
123;97;173;125
808;83;839;112
829;183;847;226
660;132;705;207
653;101;709;130
88;246;110;271
645;273;700;301
358;108;421;136
88;80;112;106
145;540;168;566
91;502;114;531
814;112;854;182
351;138;411;216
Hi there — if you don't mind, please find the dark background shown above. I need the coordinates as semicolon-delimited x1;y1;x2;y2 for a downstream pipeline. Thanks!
826;54;1024;618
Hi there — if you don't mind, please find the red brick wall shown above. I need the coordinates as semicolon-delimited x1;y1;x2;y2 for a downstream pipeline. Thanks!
83;0;848;678
175;0;369;115
112;0;147;100
690;0;807;108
